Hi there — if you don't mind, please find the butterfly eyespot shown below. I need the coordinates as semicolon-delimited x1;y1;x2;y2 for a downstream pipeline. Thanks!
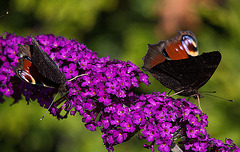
26;76;34;83
18;70;36;84
181;35;198;56
162;48;171;60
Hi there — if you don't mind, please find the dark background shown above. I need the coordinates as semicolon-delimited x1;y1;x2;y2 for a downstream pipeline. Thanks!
1;0;240;151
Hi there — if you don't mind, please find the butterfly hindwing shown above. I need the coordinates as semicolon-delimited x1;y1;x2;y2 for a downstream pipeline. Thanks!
149;51;221;96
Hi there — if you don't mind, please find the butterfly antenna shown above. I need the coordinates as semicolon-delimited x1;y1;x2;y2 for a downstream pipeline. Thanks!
203;93;234;102
68;73;88;82
168;90;184;97
40;92;60;120
201;90;216;93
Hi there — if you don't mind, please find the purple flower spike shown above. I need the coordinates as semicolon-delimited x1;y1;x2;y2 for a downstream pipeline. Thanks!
1;33;239;152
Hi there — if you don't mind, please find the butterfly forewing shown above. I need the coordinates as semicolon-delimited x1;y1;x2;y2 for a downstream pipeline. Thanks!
30;37;66;87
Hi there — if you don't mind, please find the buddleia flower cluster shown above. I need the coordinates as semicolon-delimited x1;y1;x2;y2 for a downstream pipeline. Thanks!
0;33;239;152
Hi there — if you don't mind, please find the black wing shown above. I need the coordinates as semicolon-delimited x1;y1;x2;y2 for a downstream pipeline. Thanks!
30;37;66;86
148;51;221;96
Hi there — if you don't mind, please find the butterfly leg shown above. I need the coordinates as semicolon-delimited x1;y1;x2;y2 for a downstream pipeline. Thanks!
68;73;88;81
167;90;173;96
40;92;60;120
196;95;202;111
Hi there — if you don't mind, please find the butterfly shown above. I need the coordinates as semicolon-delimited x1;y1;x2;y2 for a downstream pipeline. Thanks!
142;31;222;109
14;37;86;119
14;36;67;93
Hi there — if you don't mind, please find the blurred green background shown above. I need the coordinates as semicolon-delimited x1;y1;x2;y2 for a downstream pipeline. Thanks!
1;0;240;151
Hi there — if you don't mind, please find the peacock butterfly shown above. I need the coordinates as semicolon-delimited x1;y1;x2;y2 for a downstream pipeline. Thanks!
14;37;88;119
142;31;221;98
14;36;67;93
